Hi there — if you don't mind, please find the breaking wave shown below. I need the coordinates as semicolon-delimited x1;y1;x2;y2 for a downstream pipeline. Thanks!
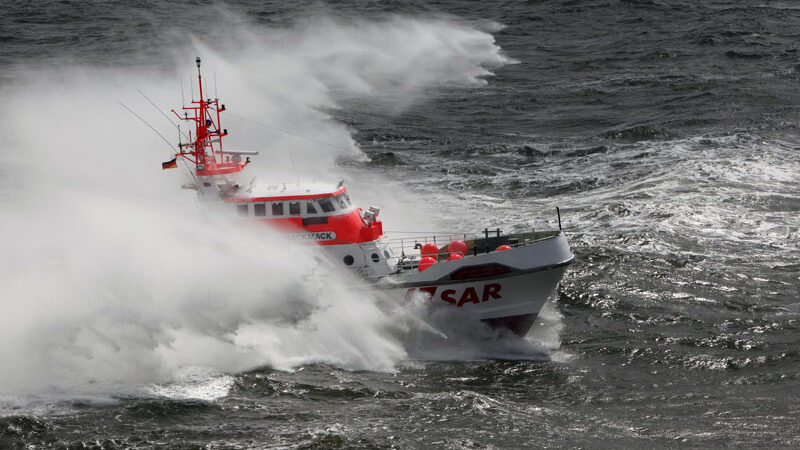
0;13;520;398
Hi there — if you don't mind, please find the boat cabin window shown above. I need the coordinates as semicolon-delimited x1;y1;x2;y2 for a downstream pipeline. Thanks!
306;201;317;214
272;202;284;216
289;201;301;215
318;198;335;213
334;194;349;209
254;203;266;217
237;204;248;216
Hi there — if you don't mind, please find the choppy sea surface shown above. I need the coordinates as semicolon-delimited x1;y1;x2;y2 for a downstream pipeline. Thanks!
1;0;798;448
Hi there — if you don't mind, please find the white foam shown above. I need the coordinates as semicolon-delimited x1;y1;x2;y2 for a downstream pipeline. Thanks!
0;14;522;401
148;367;234;401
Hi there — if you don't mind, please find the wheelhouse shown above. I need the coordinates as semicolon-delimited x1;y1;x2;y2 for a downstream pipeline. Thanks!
230;190;355;218
225;185;382;245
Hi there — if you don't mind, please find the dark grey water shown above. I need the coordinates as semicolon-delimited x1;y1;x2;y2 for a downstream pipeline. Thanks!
1;0;798;448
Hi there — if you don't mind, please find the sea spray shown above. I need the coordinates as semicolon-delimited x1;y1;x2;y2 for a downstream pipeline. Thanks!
0;190;409;394
0;13;528;397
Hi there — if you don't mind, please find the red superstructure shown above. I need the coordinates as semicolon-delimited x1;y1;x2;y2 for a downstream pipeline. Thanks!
163;57;393;276
227;186;383;245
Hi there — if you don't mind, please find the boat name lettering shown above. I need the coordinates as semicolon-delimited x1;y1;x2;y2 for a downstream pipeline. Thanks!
287;231;337;241
404;283;502;307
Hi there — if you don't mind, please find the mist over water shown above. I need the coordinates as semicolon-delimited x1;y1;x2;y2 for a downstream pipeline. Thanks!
2;1;799;448
0;13;518;398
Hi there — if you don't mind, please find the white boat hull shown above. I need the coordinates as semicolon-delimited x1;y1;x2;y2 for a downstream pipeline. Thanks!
376;233;574;336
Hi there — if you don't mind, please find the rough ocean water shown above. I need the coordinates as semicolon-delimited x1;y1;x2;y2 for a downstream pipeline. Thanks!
1;0;798;448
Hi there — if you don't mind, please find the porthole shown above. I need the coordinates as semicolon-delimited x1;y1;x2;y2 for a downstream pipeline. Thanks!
343;255;355;266
384;250;390;258
371;253;380;263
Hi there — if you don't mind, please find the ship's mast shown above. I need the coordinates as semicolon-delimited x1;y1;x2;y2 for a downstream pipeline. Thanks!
170;57;253;177
195;56;208;168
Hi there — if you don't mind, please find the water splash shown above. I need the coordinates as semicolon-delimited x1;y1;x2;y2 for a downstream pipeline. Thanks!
0;14;520;398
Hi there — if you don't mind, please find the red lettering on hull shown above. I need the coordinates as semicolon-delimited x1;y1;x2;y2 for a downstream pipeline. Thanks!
457;287;480;307
404;283;503;307
441;289;457;304
482;283;501;302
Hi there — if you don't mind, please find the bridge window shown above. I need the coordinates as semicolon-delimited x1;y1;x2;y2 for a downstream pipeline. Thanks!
272;202;284;216
237;204;248;216
306;201;317;214
254;203;266;217
318;198;335;213
289;201;301;215
335;194;348;209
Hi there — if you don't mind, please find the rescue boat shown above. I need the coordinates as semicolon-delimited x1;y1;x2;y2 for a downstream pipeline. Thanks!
162;57;574;336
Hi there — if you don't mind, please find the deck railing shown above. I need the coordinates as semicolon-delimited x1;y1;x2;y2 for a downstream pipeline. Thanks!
383;229;562;262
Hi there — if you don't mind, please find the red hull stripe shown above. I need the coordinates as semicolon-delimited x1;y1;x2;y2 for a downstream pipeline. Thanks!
247;210;382;244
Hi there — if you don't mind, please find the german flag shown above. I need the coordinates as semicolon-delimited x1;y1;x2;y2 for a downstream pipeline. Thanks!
161;158;177;170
